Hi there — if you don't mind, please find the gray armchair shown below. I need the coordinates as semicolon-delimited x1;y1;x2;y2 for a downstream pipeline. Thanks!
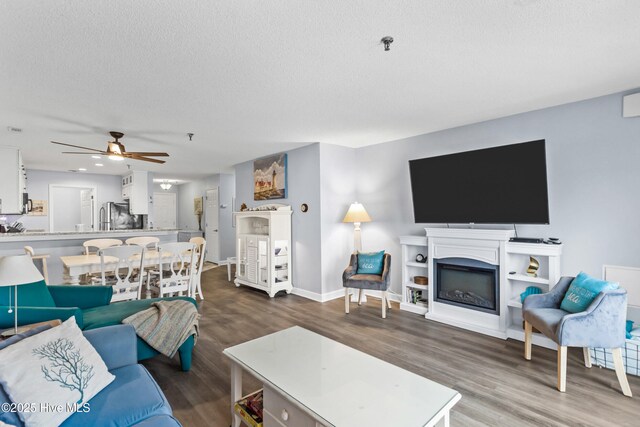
343;253;391;318
523;276;631;396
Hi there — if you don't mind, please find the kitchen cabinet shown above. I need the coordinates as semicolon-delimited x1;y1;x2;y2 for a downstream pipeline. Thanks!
122;171;149;215
0;147;26;214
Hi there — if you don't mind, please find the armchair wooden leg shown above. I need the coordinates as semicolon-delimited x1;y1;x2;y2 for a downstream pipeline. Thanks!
382;291;387;319
386;292;392;309
345;288;350;314
557;345;567;392
524;321;532;361
583;347;592;368
358;289;363;305
612;348;632;397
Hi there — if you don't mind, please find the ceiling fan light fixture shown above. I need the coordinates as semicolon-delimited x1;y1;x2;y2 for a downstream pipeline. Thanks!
160;181;172;190
108;154;125;161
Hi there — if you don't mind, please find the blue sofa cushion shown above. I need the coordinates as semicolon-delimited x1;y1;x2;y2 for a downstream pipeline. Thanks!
61;364;172;427
0;280;55;308
357;251;385;275
81;297;195;330
560;272;618;313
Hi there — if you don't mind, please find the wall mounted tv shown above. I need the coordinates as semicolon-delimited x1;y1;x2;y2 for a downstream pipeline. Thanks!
409;140;549;224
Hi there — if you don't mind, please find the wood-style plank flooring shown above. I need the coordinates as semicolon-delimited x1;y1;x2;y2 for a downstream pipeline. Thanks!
143;267;640;427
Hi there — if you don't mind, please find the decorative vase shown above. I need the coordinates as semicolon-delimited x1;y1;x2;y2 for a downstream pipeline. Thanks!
526;256;539;277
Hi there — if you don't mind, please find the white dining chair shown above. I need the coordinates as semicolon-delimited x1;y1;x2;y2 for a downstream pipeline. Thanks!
24;246;50;284
148;242;196;298
98;245;145;302
189;237;207;300
83;239;123;284
126;236;161;296
125;236;159;250
83;238;123;254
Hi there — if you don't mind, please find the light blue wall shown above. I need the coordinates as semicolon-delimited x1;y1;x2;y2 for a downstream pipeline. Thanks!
235;144;322;294
319;143;357;294
20;170;123;232
355;90;640;292
177;173;236;260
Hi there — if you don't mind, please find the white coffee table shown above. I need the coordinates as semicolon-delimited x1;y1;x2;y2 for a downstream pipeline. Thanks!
223;326;461;427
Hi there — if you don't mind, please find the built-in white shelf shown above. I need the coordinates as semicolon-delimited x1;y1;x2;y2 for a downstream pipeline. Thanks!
404;281;428;291
507;298;522;309
400;235;429;315
507;273;550;285
405;261;428;269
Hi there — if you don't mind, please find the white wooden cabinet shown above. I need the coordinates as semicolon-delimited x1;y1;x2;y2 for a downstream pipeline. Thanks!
122;171;149;214
234;206;292;297
0;147;26;214
399;235;429;315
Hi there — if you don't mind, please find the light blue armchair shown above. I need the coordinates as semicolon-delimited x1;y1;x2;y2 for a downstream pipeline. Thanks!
523;276;632;396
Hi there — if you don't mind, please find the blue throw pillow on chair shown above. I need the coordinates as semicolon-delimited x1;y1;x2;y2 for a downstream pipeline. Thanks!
560;272;619;313
357;251;385;275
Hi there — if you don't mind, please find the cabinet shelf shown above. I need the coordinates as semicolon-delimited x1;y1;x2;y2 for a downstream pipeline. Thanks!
405;261;428;269
507;274;549;285
507;298;522;309
404;281;428;291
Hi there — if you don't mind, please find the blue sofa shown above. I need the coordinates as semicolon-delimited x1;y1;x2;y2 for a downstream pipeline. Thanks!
0;324;181;427
0;281;197;371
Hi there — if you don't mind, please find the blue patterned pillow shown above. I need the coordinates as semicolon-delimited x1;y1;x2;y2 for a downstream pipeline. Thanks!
357;251;385;275
560;272;619;313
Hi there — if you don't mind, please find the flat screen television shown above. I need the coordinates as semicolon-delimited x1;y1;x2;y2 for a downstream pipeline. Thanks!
409;140;549;224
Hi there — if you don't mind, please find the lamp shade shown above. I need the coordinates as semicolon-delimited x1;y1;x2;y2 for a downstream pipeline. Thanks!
0;255;44;287
343;202;372;223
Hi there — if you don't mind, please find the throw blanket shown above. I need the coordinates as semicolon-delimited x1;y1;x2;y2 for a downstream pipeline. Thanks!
123;300;199;358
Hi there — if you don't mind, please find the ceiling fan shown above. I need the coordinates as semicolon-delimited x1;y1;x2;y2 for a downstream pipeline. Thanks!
51;131;169;164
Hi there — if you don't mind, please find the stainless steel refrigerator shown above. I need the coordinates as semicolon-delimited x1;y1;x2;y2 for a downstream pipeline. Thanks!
99;202;144;230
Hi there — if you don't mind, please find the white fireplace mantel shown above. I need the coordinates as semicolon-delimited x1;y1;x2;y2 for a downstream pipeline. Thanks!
425;227;515;339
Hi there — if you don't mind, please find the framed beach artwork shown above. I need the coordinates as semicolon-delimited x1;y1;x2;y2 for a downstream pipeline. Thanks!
254;153;287;200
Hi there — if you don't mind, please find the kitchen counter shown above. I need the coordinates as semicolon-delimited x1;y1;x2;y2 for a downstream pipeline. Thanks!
0;229;188;284
0;229;181;243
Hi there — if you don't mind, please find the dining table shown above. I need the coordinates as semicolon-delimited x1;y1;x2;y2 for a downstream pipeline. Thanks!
60;250;176;285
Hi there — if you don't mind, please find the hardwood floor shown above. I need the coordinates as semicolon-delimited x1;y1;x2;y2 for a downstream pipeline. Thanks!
143;267;640;426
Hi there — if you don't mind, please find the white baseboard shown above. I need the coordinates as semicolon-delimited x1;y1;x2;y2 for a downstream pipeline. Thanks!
290;287;344;303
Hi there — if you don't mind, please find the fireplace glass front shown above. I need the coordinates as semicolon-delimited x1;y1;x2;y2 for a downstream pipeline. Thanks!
435;258;499;315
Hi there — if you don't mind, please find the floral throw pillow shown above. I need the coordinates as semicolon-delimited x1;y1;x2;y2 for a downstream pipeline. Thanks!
0;317;114;426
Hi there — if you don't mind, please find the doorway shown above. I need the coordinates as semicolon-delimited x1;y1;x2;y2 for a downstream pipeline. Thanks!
205;188;219;263
49;185;97;232
153;192;177;229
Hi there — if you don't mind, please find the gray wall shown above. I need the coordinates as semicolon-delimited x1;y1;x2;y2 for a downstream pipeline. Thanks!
177;173;235;260
355;90;640;293
19;170;123;232
49;186;83;231
319;143;357;294
235;144;322;294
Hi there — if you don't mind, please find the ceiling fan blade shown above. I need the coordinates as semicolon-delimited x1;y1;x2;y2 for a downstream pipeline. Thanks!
125;154;166;164
123;152;169;157
61;151;109;155
51;141;106;153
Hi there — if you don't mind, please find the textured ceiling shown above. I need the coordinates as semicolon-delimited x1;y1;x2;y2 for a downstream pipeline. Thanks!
1;0;640;180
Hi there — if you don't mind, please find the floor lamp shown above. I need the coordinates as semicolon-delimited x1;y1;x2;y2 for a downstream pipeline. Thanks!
343;202;371;302
0;255;45;335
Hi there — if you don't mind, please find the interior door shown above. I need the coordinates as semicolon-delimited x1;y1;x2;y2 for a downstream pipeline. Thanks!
153;192;177;229
205;188;219;263
80;189;95;231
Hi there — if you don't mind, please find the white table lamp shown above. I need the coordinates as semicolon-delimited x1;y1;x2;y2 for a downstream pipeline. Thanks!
0;255;45;334
343;202;371;253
